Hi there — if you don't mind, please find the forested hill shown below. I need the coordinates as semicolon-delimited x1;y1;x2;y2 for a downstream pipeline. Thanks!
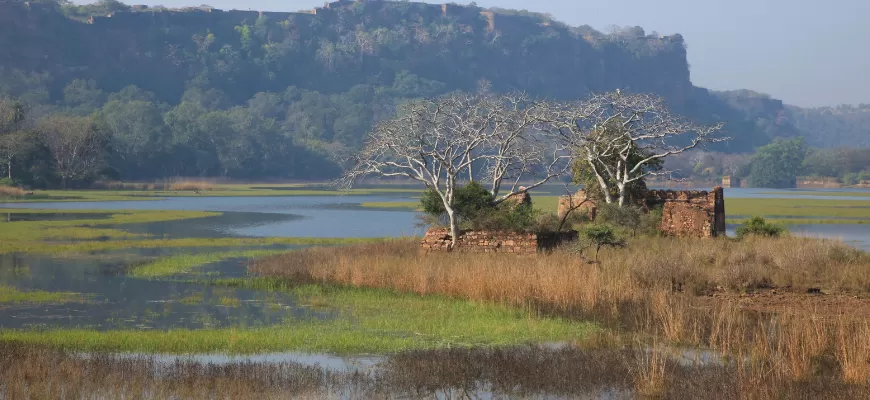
0;0;800;181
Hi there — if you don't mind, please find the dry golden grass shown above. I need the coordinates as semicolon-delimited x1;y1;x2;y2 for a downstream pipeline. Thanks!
91;179;215;191
0;184;25;198
253;236;870;391
168;179;214;191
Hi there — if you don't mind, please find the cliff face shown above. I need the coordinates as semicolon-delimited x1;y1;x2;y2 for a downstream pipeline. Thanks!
0;0;786;151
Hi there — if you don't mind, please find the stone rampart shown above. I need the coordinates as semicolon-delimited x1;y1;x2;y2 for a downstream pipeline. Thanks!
421;229;578;254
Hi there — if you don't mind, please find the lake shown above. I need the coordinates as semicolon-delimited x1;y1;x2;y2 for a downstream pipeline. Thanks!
1;189;869;331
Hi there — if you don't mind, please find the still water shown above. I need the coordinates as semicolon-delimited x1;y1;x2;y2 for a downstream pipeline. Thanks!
1;190;869;331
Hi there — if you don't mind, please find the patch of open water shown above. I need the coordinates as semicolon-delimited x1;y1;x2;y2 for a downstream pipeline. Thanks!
0;252;332;330
0;212;112;222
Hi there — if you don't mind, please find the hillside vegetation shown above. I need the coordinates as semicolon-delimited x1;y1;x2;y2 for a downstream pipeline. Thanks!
0;0;850;185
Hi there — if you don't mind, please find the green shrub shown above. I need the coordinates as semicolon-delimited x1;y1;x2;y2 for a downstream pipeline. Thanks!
596;203;662;237
0;177;13;186
574;224;627;261
637;206;663;237
842;172;860;186
420;181;494;221
735;216;786;239
467;202;540;232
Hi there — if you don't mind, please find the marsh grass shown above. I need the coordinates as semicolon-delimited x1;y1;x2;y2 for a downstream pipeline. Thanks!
0;284;89;304
0;282;596;354
3;342;866;399
252;238;870;391
0;185;26;198
167;179;215;191
0;209;386;254
129;250;289;278
727;198;870;219
3;184;423;203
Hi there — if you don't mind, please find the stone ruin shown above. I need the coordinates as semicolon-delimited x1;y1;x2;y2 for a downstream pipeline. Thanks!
648;187;726;238
721;176;740;188
421;188;577;254
558;187;727;238
421;229;578;254
421;186;726;254
557;190;597;221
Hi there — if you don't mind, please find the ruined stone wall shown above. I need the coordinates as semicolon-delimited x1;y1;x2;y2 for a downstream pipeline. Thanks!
556;187;726;238
421;229;578;254
655;187;725;238
557;190;597;221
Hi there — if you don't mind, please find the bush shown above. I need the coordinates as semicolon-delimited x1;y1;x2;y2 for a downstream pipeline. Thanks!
735;216;786;239
596;203;662;237
842;172;860;186
0;177;13;187
466;202;540;232
575;224;627;261
420;181;494;221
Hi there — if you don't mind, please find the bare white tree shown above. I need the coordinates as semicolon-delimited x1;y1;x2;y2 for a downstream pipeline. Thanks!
341;91;569;248
0;99;27;180
544;91;728;206
38;115;107;189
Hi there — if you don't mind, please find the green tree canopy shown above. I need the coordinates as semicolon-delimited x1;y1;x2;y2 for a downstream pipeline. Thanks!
747;137;806;188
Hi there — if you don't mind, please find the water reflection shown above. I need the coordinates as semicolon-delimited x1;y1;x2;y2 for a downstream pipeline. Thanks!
0;253;333;330
0;195;423;238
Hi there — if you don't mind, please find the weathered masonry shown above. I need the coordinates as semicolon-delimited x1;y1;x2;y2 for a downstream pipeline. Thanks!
648;187;726;238
421;229;578;254
558;187;727;238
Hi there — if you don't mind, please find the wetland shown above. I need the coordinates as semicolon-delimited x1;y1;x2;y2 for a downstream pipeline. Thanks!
2;185;870;398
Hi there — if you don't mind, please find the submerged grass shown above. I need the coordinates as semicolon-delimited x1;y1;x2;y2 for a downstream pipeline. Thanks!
0;284;89;304
129;250;290;278
2;184;422;203
758;190;870;198
0;208;387;254
0;282;597;354
727;197;870;218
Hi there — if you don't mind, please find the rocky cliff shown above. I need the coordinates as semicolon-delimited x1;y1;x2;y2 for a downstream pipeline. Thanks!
0;0;792;152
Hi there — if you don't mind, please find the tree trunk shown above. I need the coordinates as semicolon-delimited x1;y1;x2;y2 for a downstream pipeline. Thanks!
446;208;460;250
7;159;10;180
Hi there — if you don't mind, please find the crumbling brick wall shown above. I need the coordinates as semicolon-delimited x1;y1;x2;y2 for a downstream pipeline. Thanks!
421;229;578;254
650;187;726;238
557;190;597;221
557;187;726;238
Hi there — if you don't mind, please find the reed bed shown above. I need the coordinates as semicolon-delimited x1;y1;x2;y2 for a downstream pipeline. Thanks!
0;184;25;198
91;179;215;191
3;342;865;399
253;236;870;394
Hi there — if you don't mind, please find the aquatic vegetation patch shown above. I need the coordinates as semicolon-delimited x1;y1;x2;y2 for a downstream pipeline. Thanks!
0;208;389;254
129;250;291;278
1;236;389;255
3;185;423;203
0;281;597;354
0;285;90;304
726;198;870;220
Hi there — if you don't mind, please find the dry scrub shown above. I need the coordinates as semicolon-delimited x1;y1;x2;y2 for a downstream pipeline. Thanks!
253;236;870;394
0;185;25;198
91;179;215;191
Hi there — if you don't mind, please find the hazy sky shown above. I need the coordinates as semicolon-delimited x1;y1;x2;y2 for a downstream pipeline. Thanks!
109;0;870;107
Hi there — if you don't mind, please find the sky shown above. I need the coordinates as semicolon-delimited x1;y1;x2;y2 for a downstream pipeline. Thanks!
103;0;870;108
